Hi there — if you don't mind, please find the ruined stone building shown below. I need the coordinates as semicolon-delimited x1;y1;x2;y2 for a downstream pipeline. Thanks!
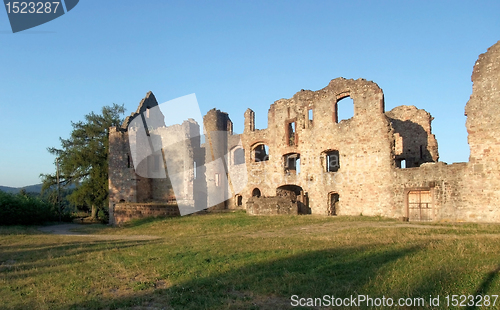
109;41;500;224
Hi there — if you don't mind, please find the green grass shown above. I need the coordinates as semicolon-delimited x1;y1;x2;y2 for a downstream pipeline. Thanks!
1;211;500;309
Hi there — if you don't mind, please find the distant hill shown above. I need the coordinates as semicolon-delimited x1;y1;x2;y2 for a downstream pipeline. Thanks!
0;186;18;194
0;183;43;194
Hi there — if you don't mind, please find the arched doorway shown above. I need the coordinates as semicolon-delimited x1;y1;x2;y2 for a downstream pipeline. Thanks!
235;194;243;207
276;185;310;214
252;188;261;197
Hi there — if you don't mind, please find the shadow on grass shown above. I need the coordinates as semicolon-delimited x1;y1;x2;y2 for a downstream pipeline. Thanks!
63;244;423;310
466;264;500;310
0;238;163;280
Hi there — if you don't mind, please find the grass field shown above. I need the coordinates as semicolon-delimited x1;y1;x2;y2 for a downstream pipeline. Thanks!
1;211;500;309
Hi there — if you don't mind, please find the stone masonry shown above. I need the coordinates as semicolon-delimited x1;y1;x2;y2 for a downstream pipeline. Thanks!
109;41;500;224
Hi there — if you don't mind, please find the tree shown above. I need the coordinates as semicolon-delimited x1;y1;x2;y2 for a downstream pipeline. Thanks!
42;104;125;221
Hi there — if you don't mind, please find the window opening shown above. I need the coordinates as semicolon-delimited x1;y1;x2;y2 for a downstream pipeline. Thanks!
254;144;269;162
325;150;340;172
233;148;245;165
252;188;261;197
284;153;300;175
287;121;296;146
396;159;407;169
215;173;220;187
335;96;354;123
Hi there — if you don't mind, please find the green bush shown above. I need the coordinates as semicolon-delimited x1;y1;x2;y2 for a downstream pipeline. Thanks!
0;191;59;225
97;208;109;223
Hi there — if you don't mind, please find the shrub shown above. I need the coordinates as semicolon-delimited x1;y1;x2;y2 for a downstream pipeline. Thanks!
0;191;59;225
97;208;109;223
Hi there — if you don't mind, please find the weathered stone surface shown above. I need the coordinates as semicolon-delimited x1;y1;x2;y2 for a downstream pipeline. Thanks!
466;41;500;163
246;197;298;215
113;203;180;225
386;105;439;167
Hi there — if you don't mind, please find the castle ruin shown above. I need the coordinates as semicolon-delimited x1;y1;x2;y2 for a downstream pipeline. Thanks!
108;41;500;224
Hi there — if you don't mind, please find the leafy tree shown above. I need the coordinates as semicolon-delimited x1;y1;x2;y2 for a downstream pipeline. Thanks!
42;104;125;221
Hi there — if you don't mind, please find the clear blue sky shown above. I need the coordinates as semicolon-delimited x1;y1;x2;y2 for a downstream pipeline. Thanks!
0;1;499;187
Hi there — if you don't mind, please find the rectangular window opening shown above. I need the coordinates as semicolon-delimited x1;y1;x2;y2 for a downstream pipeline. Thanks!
325;151;340;172
287;121;296;146
284;154;300;175
215;173;220;187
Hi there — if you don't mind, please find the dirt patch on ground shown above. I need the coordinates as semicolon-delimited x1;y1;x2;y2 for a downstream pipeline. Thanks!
37;224;160;241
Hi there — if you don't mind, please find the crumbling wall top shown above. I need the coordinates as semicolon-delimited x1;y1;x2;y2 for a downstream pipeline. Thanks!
120;91;165;131
271;77;385;118
386;105;439;163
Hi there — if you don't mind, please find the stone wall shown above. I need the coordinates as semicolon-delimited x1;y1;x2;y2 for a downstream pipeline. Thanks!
390;40;500;223
239;78;398;217
246;197;298;215
466;41;500;164
113;203;180;225
386;105;439;167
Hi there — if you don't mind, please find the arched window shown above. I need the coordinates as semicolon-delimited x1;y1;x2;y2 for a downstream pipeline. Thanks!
334;93;354;123
252;143;269;162
252;188;261;197
233;148;245;165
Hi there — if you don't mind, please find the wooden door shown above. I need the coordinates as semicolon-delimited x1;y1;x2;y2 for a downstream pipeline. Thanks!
408;190;432;221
